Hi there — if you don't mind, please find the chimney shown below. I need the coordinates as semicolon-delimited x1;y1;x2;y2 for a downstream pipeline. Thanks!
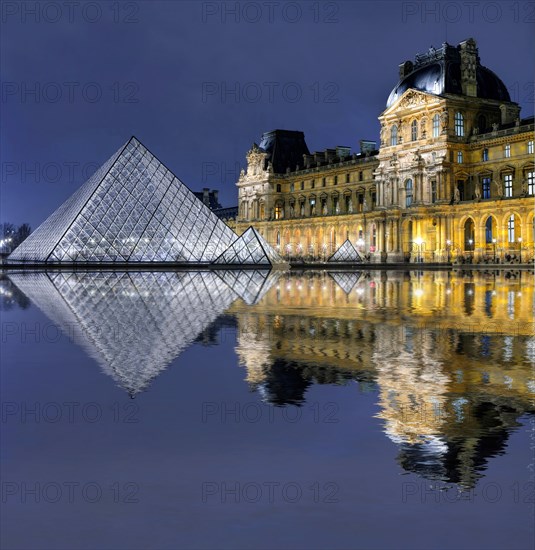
212;190;219;203
459;38;478;97
202;188;209;205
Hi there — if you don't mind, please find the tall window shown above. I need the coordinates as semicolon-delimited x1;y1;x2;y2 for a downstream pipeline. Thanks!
482;177;491;199
457;151;463;163
454;112;464;136
529;141;534;155
528;171;535;195
482;148;489;161
276;184;281;193
290;182;294;192
504;144;511;158
411;120;418;141
274;203;283;220
359;171;363;181
276;232;280;246
311;179;315;189
390;125;398;146
431;180;437;203
507;215;515;243
300;181;304;190
346;173;350;183
405;179;413;207
432;114;440;137
334;175;338;185
504;174;513;198
485;217;493;243
322;178;326;187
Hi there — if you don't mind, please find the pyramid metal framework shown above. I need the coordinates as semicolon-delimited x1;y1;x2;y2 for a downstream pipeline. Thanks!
9;270;278;395
213;226;285;266
327;239;363;263
8;137;237;263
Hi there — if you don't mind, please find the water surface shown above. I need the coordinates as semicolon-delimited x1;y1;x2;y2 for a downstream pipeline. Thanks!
1;269;533;550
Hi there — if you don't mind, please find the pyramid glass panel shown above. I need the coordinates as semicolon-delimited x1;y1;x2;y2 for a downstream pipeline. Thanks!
327;239;363;263
213;226;286;266
8;137;236;264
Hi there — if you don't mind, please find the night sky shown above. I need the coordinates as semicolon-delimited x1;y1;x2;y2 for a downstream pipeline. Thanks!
1;0;533;227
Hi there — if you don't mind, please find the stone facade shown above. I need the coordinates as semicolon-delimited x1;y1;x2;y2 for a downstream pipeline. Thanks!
235;39;535;264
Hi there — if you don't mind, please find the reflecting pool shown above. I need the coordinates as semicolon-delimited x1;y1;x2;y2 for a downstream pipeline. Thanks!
1;269;534;550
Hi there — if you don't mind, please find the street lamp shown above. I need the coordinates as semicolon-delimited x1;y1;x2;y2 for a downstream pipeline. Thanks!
468;238;473;262
492;238;497;263
414;237;423;263
446;239;451;263
518;237;522;263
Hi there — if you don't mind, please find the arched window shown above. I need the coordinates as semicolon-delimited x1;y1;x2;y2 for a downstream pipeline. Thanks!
507;215;515;243
455;112;464;136
411;120;418;141
432;114;440;137
464;218;475;250
390;125;398;146
405;179;413;207
485;217;494;243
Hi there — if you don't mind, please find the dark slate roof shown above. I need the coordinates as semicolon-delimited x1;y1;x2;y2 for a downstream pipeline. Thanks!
258;129;310;174
387;41;511;107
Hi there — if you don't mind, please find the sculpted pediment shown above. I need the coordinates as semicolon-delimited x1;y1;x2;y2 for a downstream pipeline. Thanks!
382;89;439;115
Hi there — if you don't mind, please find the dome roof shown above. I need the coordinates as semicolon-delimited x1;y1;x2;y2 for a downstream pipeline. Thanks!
386;41;511;108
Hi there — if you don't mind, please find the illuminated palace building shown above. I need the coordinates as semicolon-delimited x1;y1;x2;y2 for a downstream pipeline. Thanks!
235;39;535;263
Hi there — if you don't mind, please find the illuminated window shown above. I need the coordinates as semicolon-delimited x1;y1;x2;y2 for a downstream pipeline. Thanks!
504;174;513;198
504;144;511;158
457;151;463;163
274;203;283;220
432;114;440;137
507;215;515;242
455;112;464;136
527;172;534;195
528;141;534;155
482;148;489;161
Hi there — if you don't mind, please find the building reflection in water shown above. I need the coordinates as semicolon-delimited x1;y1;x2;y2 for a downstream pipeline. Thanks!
6;268;534;487
230;269;535;488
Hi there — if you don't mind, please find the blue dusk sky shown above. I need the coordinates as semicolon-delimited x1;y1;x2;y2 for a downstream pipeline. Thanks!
1;0;533;227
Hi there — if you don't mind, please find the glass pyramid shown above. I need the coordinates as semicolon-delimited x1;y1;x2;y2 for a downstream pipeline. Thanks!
8;137;236;263
213;226;286;266
8;270;278;395
215;269;281;305
327;239;363;263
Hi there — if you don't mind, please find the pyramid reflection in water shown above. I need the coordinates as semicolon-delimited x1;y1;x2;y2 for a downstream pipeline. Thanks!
9;270;279;395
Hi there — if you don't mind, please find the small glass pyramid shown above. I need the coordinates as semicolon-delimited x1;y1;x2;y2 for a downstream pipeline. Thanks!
8;137;237;263
213;226;286;266
327;239;362;263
